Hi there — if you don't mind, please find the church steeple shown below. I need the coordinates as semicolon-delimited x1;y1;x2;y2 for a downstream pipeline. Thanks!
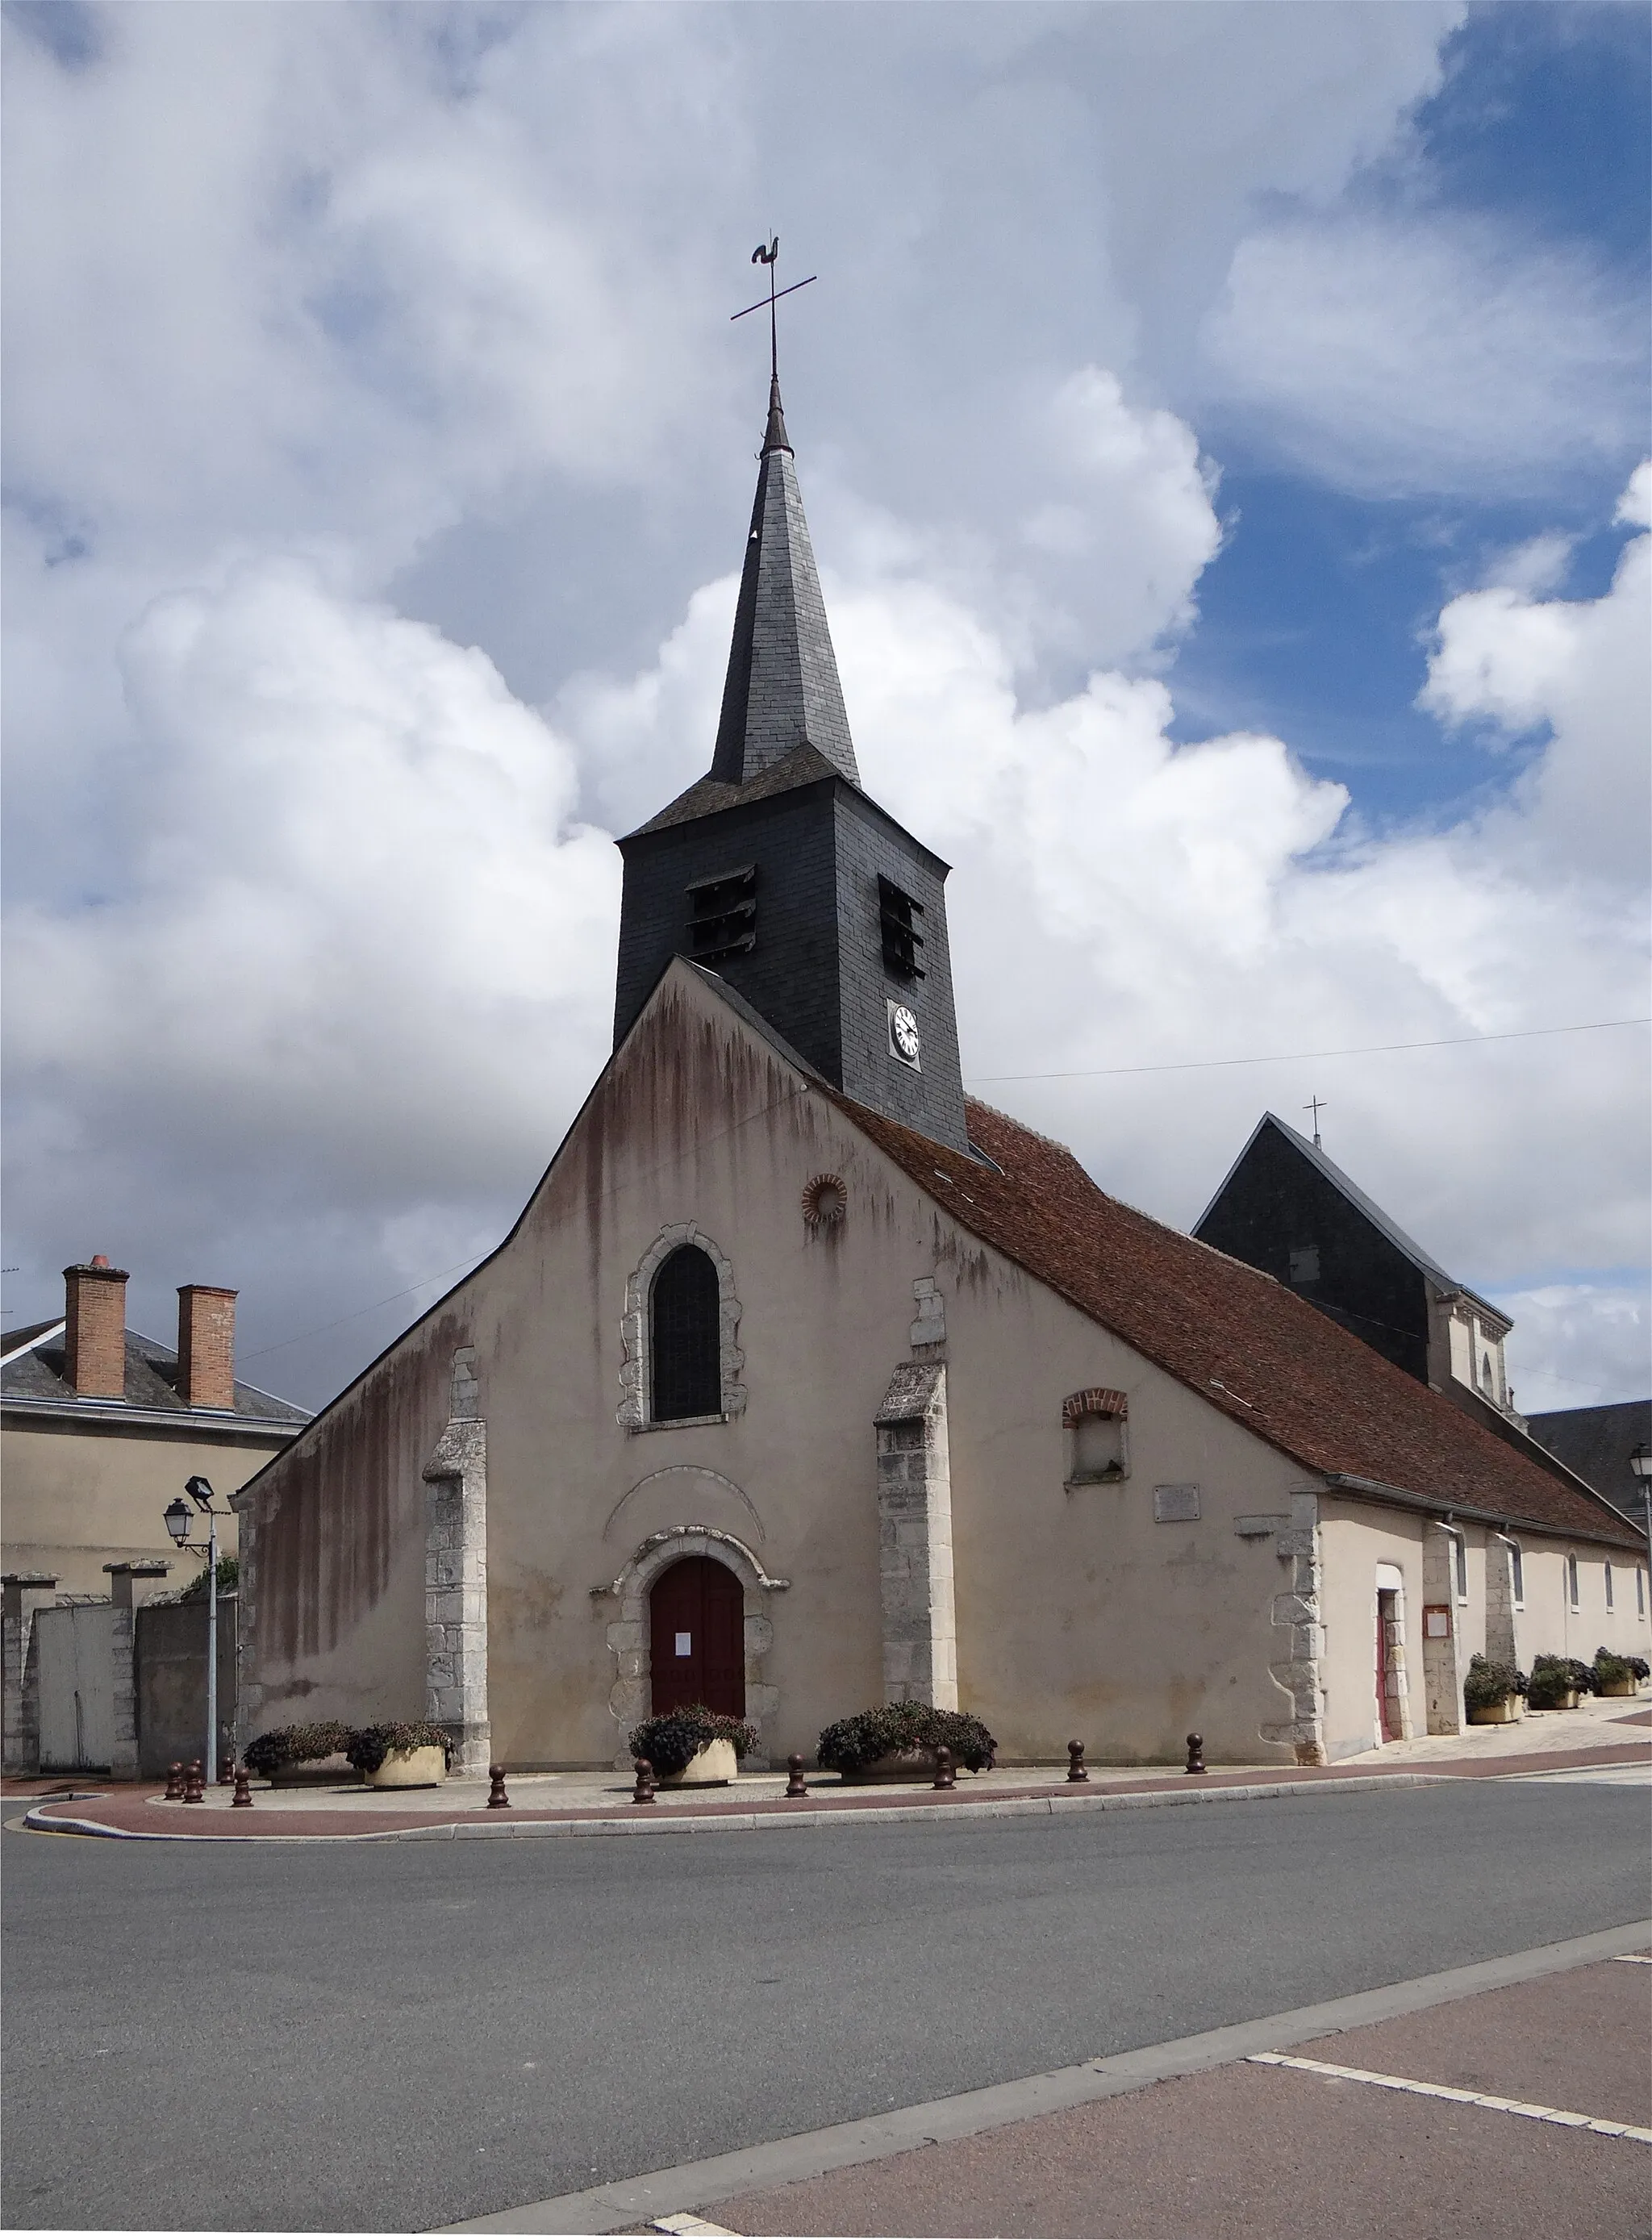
708;377;860;789
613;346;970;1157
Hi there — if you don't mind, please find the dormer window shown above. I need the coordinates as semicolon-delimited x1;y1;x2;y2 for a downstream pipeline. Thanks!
1063;1387;1130;1486
878;875;926;980
687;866;757;963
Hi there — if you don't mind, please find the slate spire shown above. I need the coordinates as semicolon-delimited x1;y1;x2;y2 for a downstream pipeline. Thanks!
708;380;861;787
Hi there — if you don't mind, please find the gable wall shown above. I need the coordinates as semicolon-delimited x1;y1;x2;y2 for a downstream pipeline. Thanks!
1196;1126;1432;1383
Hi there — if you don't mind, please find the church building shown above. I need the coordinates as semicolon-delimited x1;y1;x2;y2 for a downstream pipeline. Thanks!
232;372;1646;1775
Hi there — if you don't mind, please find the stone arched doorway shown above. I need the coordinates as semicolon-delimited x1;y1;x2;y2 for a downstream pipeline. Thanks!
649;1555;745;1718
602;1525;789;1766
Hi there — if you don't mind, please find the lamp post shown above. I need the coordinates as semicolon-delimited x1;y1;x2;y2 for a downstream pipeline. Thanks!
1629;1443;1652;1576
164;1475;226;1783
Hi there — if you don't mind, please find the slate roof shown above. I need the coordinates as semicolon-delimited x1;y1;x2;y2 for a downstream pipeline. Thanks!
1527;1399;1652;1526
833;1090;1641;1550
706;376;860;791
628;740;848;840
1196;1112;1501;1310
1;1324;308;1428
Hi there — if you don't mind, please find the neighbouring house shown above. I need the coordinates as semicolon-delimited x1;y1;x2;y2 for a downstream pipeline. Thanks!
1;1260;307;1773
1528;1399;1652;1534
230;373;1648;1780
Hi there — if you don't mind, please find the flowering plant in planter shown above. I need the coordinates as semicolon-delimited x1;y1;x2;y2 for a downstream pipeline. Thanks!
345;1721;455;1774
1591;1649;1646;1696
1462;1655;1527;1711
628;1705;759;1776
1526;1655;1594;1709
816;1701;998;1775
243;1721;354;1779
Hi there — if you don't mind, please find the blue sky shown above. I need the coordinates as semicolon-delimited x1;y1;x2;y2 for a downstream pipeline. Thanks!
1173;4;1650;826
3;0;1648;1412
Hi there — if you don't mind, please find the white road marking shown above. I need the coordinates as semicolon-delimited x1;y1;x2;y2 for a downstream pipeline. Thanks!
1614;1953;1652;1964
650;2219;741;2237
1246;2052;1652;2142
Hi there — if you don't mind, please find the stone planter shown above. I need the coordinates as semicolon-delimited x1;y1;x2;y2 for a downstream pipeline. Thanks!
657;1737;737;1787
837;1747;960;1783
1598;1676;1639;1699
270;1754;360;1787
365;1745;448;1789
1529;1690;1580;1712
1466;1697;1522;1725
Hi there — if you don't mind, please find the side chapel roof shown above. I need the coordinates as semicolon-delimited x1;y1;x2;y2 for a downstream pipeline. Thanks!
1;1324;308;1429
836;1089;1642;1550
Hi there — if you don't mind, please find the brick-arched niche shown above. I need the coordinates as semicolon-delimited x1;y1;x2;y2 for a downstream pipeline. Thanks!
599;1525;787;1767
617;1224;746;1430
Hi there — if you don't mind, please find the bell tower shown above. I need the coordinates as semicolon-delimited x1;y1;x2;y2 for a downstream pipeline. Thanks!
613;369;969;1155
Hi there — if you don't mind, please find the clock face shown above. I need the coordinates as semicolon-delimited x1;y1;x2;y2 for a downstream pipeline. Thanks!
889;1003;921;1065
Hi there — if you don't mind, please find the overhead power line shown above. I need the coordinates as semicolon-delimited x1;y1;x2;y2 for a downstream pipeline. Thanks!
966;1016;1651;1087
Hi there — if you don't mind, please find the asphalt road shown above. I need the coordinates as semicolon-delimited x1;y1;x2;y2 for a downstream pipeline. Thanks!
4;1783;1647;2233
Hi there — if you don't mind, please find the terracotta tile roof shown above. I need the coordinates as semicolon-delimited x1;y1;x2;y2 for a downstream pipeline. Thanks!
839;1091;1642;1551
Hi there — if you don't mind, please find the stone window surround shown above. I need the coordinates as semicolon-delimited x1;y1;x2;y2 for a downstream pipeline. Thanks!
596;1525;787;1767
618;1224;746;1432
1062;1386;1131;1487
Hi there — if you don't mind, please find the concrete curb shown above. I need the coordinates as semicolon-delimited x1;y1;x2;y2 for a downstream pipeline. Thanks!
20;1769;1457;1843
435;1921;1652;2234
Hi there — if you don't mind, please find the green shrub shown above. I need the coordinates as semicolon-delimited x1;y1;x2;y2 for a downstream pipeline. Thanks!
180;1554;240;1600
1629;1656;1650;1683
627;1704;758;1776
816;1701;998;1774
345;1721;455;1774
1592;1648;1637;1690
1462;1655;1526;1710
243;1721;353;1778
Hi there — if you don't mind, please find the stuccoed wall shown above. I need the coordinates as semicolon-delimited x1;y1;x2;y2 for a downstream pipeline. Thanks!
1;1420;268;1598
232;960;1650;1771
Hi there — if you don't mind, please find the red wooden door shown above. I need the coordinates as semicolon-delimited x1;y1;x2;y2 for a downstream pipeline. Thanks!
649;1558;745;1718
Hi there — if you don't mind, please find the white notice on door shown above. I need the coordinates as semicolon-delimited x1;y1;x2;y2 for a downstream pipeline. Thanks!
675;1632;692;1657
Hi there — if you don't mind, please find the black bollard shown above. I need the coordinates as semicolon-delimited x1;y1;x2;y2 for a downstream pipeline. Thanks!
232;1766;254;1808
183;1761;206;1804
165;1762;185;1802
1185;1733;1206;1775
786;1754;808;1798
632;1756;657;1805
217;1756;235;1785
1067;1739;1090;1783
932;1745;955;1792
486;1764;511;1810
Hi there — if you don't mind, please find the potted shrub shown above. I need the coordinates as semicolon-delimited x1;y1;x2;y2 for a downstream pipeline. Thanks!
1527;1654;1593;1711
816;1702;998;1783
347;1721;453;1788
1592;1649;1645;1700
1462;1655;1526;1725
243;1721;357;1787
628;1704;758;1787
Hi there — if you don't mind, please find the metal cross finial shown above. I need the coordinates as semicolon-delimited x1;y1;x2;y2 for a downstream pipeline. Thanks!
1304;1095;1328;1149
732;236;817;385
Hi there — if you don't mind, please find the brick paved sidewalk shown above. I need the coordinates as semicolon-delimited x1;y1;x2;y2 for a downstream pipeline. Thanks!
662;1955;1652;2239
10;1718;1647;1841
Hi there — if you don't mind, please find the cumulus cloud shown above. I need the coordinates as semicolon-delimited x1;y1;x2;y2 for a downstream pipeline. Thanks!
1199;216;1647;498
1499;1285;1650;1418
5;559;618;1381
4;1;1644;1410
1420;465;1651;883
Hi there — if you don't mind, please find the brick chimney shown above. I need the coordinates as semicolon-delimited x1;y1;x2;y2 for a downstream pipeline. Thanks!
63;1255;130;1399
177;1285;238;1412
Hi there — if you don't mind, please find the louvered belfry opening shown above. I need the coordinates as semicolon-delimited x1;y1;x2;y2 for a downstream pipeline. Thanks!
650;1245;722;1422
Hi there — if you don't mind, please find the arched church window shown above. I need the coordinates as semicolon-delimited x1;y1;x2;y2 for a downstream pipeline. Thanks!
650;1245;722;1422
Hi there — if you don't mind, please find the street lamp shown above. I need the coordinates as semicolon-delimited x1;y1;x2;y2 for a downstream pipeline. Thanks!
1630;1443;1652;1572
163;1475;227;1783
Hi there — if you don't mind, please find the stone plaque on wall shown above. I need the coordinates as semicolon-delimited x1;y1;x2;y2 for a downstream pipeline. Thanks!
1153;1483;1201;1523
